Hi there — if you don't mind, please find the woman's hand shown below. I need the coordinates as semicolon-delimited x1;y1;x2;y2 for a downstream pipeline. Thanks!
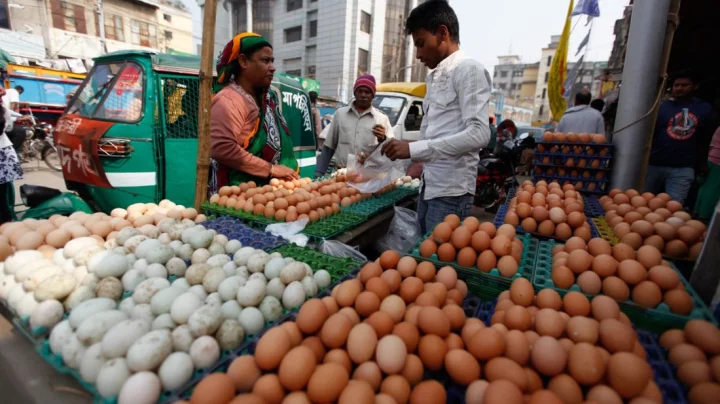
271;164;300;180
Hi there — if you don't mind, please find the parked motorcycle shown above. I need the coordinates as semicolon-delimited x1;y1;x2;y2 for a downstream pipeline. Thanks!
15;115;62;171
474;132;536;211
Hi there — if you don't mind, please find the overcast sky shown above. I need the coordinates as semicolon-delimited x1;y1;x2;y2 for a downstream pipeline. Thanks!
181;0;629;74
453;0;629;74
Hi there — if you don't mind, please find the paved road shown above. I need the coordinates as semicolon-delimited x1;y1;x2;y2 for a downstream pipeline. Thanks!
13;161;68;205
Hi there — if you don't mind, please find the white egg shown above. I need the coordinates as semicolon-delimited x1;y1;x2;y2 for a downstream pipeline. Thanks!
158;352;194;390
189;336;220;369
171;325;194;352
118;371;162;404
96;358;131;398
170;292;204;324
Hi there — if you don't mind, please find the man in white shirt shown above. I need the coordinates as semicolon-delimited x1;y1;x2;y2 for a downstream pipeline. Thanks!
382;1;490;234
1;85;23;113
315;74;394;176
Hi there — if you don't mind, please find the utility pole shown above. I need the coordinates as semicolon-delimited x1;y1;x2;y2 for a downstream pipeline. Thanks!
37;0;54;57
247;0;253;32
194;0;218;210
404;0;418;82
97;0;106;53
611;0;677;190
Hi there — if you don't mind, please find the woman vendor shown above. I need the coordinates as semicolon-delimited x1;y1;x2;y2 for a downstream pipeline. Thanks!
210;33;299;193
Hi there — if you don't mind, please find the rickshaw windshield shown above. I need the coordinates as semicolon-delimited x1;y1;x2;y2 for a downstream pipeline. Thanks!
67;61;145;123
372;95;406;126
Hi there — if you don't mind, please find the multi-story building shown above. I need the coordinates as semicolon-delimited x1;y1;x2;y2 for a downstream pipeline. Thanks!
493;55;531;100
608;1;633;72
520;62;538;100
0;0;194;63
197;0;276;57
272;0;386;102
381;0;429;84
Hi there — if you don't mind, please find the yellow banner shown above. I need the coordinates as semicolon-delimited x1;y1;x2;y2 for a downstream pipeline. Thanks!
549;0;575;122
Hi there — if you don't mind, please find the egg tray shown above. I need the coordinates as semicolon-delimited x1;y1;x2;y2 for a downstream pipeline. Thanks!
531;239;717;334
340;187;419;217
33;267;360;404
534;149;613;160
583;196;606;218
269;243;366;273
201;216;287;252
493;204;601;242
408;233;539;295
635;328;689;404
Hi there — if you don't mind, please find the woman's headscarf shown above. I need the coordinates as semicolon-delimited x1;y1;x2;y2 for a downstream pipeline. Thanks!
215;32;272;91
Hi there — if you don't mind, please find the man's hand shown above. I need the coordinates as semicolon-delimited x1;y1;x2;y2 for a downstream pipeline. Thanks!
372;125;387;143
272;164;300;180
381;139;411;161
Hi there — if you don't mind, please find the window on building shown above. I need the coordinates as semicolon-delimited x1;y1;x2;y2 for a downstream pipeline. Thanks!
286;69;302;76
539;105;544;117
131;19;157;48
287;0;302;12
511;83;518;90
285;26;302;43
542;88;547;99
0;0;10;29
499;83;507;90
307;11;318;38
50;1;87;34
544;72;549;83
500;71;508;78
360;11;371;34
164;30;173;40
358;48;369;75
307;65;316;79
163;13;172;22
104;14;124;42
547;56;552;66
494;70;497;77
513;70;522;77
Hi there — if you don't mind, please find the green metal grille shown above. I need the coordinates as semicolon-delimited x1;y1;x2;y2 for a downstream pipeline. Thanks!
159;75;200;139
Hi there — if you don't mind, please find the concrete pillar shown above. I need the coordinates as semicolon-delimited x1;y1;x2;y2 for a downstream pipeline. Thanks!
247;0;253;33
610;0;672;190
404;0;418;82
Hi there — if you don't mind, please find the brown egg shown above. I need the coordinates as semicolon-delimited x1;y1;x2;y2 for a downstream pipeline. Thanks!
689;242;703;260
551;266;575;289
632;281;662;309
365;311;395;338
677;226;701;245
685;320;720;355
577;271;602;294
563;237;586;253
566;249;592;274
591;254;618;278
297;299;330;335
470;230;492;252
190;373;236;404
534;308;565;338
554;223;572;240
476;250;497;273
607;352;652;399
509;278;534;307
497;256;518;277
521;217;537;233
563;292;591;317
665;239;689;258
485;357;529;391
647;265;680;290
669;343;707;367
380;270;402;294
279;346;317;390
537;220;555;237
432;222;453;244
255;327;292;370
307;363;349;403
436;243;456;263
417;334;449;371
378;250;401;270
531;337;568;377
418;239;438;258
601;276;630;302
568;342;607;386
531;206;549;222
450;226;472;250
482;380;523;404
659;329;686;350
467;328;505;360
612;243;636;262
586;385;623;404
321;313;353;349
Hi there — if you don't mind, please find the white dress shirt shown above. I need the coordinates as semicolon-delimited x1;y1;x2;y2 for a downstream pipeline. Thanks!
325;103;395;167
409;50;491;200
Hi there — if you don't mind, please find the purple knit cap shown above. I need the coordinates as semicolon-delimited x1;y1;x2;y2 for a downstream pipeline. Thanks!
354;74;376;96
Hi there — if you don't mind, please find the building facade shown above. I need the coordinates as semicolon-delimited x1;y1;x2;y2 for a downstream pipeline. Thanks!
0;0;194;64
492;55;531;100
380;0;428;84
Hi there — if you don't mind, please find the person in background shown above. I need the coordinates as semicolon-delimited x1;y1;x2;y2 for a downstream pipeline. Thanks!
494;119;517;155
591;98;605;113
556;90;605;135
694;126;720;220
0;103;23;223
309;91;322;144
381;1;490;234
314;74;394;176
645;70;712;205
486;117;498;155
209;32;299;192
2;85;22;113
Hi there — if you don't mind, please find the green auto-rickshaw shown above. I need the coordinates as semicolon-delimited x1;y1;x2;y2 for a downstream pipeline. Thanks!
56;51;317;213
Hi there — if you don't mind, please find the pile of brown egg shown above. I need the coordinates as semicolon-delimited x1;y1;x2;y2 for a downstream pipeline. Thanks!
540;132;609;145
479;277;666;403
184;252;476;404
418;215;525;277
659;320;720;401
601;189;707;259
550;237;695;313
208;178;372;223
504;181;592;241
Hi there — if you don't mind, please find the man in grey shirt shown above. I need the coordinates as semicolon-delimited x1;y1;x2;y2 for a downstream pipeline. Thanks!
382;1;490;234
315;74;394;177
556;90;606;135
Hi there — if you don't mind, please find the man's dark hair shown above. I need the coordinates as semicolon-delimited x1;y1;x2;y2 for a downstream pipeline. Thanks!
670;69;698;85
590;99;605;112
309;91;318;103
405;0;460;43
574;91;591;106
15;85;24;94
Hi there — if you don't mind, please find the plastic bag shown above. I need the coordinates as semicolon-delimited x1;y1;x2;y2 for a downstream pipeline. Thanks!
376;206;422;254
265;218;309;247
319;240;367;262
346;141;411;194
